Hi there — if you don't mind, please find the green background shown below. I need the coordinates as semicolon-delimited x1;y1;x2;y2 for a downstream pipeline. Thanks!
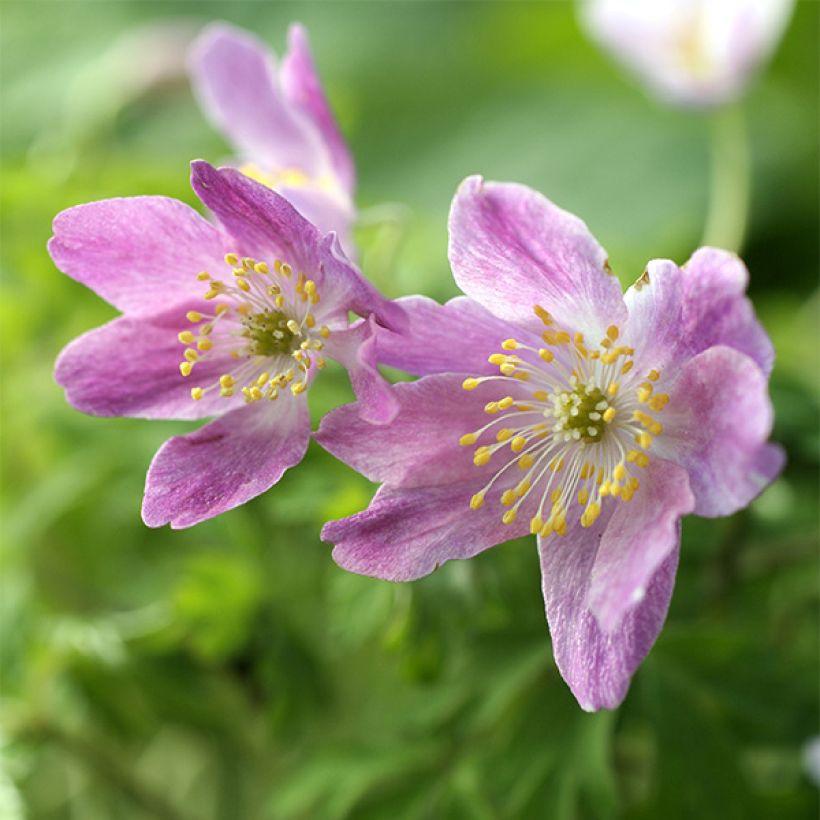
1;1;817;818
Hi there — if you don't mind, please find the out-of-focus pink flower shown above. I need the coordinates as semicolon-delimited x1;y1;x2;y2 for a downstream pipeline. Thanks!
318;176;782;711
51;162;404;529
579;0;794;107
189;23;357;253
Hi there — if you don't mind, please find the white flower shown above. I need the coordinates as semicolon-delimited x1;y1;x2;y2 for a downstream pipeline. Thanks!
579;0;794;107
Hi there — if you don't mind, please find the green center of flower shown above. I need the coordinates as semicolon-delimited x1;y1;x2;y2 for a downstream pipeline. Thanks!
241;310;300;357
551;385;609;443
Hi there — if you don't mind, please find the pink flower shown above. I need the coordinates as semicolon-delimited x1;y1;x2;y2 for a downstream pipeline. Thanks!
189;23;356;252
317;176;782;711
52;161;404;528
579;0;794;107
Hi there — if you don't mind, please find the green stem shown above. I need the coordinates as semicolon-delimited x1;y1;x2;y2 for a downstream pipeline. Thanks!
700;105;751;253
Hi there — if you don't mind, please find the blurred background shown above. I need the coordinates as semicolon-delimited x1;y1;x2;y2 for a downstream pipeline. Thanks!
1;1;817;818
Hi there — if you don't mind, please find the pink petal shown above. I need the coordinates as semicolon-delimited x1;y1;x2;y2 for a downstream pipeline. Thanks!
315;373;502;487
539;514;680;711
323;478;531;582
662;345;782;518
448;176;626;338
142;396;310;528
681;247;774;375
623;249;774;375
374;295;542;377
322;316;399;424
191;160;321;275
48;197;224;314
281;23;355;194
188;23;328;178
190;163;404;331
55;303;239;421
588;459;694;633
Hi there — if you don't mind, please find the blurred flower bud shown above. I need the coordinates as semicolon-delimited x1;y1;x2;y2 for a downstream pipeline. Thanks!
579;0;794;107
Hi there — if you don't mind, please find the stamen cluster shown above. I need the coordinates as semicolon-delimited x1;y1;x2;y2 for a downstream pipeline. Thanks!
178;253;330;403
459;305;670;538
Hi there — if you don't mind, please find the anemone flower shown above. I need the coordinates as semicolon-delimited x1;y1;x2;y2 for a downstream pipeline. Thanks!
52;161;403;529
189;23;357;252
317;175;782;710
579;0;794;107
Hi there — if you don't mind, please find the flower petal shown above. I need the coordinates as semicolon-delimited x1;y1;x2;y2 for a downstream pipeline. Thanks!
373;295;542;377
662;345;782;517
55;303;239;421
322;316;399;425
448;176;626;338
142;396;310;528
280;23;355;194
539;515;680;711
315;373;501;487
623;249;773;374
588;459;694;633
190;163;403;330
276;183;356;259
191;160;321;274
48;197;224;314
188;23;328;177
681;247;774;375
323;478;531;582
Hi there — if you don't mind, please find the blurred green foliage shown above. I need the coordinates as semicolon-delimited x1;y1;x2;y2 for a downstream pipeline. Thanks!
0;2;817;818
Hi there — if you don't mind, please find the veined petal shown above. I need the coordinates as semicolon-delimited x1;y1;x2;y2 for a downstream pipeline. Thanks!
315;373;498;487
323;478;531;582
281;23;355;194
622;259;690;370
661;345;782;517
374;295;542;377
142;396;310;529
322;316;399;425
588;459;693;633
191;160;321;276
681;247;774;375
276;183;356;259
316;232;408;332
190;163;401;330
539;515;680;711
448;176;626;338
48;197;225;315
188;23;328;178
55;303;238;421
623;249;773;374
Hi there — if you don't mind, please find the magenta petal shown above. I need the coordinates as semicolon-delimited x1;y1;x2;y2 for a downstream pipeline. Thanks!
374;295;541;377
316;232;408;332
681;247;774;375
316;373;497;487
588;460;694;633
539;518;680;711
55;304;238;421
448;176;626;337
323;479;530;581
48;197;224;314
323;317;399;425
623;259;690;370
663;345;782;518
189;23;327;177
624;249;774;375
276;183;356;259
191;161;321;274
142;397;310;528
280;23;355;194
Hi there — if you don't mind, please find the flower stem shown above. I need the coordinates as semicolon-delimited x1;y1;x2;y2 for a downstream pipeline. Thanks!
700;105;751;253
